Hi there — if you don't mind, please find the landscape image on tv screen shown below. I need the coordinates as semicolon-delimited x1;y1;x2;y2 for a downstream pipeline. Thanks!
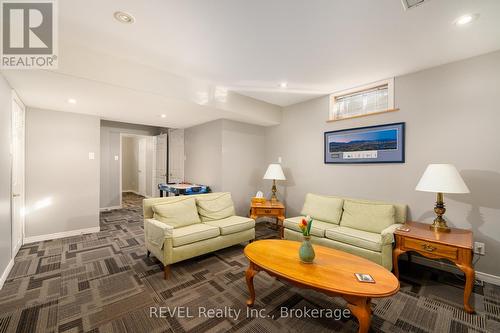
328;128;398;153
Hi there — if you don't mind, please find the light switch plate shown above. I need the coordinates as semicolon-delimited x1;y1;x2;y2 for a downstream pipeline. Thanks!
474;242;485;255
114;155;119;161
88;152;95;160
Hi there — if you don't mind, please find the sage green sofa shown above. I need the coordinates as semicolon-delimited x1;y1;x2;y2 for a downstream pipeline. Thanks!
143;192;255;278
283;193;407;271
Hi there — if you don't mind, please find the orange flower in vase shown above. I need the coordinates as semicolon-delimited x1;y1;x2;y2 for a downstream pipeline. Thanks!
297;216;315;263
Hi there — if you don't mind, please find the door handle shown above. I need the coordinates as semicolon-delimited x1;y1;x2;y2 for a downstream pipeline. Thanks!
12;193;20;197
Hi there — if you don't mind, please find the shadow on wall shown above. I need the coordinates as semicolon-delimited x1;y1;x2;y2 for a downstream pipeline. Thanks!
449;170;500;275
275;167;296;213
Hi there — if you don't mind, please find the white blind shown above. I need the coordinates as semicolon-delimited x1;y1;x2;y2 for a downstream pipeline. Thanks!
332;85;388;120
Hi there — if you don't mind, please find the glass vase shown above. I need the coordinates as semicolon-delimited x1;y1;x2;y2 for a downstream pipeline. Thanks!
299;236;315;263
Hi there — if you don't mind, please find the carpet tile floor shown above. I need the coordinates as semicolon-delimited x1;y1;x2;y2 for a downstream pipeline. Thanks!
0;193;498;332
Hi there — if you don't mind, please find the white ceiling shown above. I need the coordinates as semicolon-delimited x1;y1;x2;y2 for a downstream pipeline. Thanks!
2;0;500;128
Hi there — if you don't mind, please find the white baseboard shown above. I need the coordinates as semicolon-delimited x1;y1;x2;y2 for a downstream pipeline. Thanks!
0;240;23;290
100;205;122;211
13;240;22;257
23;226;101;244
400;254;500;286
0;258;14;290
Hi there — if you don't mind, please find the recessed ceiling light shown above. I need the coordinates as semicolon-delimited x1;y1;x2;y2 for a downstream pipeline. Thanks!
279;82;288;88
67;98;76;104
114;11;135;24
160;114;166;118
454;14;478;26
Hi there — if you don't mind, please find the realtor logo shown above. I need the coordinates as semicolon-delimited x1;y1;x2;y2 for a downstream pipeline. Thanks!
1;0;58;68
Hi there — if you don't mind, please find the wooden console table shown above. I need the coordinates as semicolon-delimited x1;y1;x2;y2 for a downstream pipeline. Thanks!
393;221;475;313
249;200;285;238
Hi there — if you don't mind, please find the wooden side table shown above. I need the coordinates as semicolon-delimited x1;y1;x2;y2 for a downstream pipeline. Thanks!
393;221;475;313
249;200;285;238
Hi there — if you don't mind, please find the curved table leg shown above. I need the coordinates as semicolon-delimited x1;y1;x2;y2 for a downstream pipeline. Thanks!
456;263;475;313
246;262;258;307
392;248;406;278
345;296;371;333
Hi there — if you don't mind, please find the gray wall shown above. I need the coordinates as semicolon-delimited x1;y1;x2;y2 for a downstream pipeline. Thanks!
121;137;138;192
185;120;223;192
184;119;266;215
100;120;164;208
265;51;500;276
221;120;266;216
25;108;101;238
0;75;12;280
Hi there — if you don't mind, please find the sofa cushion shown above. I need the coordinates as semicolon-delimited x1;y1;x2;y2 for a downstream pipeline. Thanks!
300;193;344;224
172;224;220;247
325;226;391;252
196;192;236;221
283;216;338;237
152;197;201;228
340;200;395;233
204;216;255;235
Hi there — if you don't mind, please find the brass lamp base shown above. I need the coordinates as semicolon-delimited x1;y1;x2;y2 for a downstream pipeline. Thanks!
429;219;451;233
270;180;278;203
429;192;451;233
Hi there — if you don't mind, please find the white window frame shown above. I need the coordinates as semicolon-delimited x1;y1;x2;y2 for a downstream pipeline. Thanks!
328;78;395;122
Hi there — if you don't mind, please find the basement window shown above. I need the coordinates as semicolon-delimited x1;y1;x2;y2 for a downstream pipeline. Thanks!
328;78;397;122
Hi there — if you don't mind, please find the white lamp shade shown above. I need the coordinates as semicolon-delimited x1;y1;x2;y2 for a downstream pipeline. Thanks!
263;164;286;180
415;164;470;194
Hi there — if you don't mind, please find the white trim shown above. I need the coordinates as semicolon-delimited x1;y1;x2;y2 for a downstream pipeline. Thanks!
0;258;15;290
23;227;101;244
119;133;123;206
100;205;122;211
400;255;500;286
11;90;26;248
12;239;21;257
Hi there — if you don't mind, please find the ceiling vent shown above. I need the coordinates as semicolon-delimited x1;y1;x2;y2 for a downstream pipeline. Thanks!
401;0;428;11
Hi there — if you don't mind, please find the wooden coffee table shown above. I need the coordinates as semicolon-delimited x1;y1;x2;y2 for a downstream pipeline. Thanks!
244;240;400;333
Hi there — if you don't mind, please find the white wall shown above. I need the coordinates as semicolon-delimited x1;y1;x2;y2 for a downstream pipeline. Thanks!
184;119;266;215
265;51;500;277
0;74;12;287
100;121;164;208
25;108;101;240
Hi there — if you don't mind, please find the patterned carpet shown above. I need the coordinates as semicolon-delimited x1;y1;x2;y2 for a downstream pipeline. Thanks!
0;194;499;333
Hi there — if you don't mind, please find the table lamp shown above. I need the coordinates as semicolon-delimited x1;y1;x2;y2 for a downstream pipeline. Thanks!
263;163;286;202
415;164;470;232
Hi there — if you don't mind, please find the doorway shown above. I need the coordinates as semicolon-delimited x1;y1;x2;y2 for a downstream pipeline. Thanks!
120;134;152;207
11;92;25;254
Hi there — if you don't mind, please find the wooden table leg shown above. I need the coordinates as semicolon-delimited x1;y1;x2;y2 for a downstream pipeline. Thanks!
278;216;285;239
245;262;258;306
456;261;475;313
392;247;406;279
345;296;372;333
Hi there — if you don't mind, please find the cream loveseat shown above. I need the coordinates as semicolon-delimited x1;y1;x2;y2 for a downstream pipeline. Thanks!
284;193;407;271
143;192;255;278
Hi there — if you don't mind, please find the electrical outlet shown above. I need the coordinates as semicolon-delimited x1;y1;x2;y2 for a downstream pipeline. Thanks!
474;242;485;255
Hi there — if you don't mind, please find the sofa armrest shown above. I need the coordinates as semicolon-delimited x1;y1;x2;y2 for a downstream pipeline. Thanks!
380;223;401;244
144;218;174;249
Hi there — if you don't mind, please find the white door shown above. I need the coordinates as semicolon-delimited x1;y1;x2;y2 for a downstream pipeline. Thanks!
153;134;167;196
138;138;147;196
11;93;25;253
168;129;184;183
